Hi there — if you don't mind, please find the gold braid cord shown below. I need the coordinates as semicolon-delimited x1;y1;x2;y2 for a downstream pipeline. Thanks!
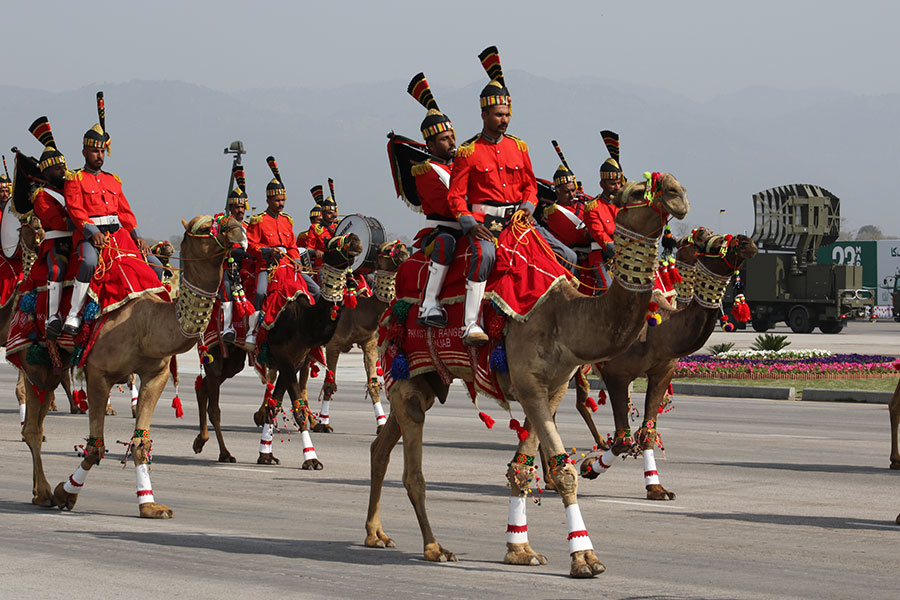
22;247;38;280
373;270;396;303
692;260;732;309
175;277;217;337
673;260;696;304
320;264;348;302
610;226;659;292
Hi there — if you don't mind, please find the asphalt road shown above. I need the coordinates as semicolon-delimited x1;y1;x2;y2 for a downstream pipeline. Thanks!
1;348;898;600
705;319;900;356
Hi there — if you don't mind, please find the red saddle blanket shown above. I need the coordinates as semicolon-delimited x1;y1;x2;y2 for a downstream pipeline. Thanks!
259;263;315;331
0;254;23;309
379;223;574;403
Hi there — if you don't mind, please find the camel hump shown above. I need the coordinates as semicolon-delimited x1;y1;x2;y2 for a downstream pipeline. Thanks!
411;161;432;177
65;169;83;182
505;134;528;152
455;133;481;158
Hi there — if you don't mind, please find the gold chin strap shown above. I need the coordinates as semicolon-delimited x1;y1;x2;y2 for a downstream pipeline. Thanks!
175;277;217;337
610;226;659;292
373;270;397;303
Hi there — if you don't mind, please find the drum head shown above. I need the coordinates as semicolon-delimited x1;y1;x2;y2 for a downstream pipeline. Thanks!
1;202;21;258
334;215;386;271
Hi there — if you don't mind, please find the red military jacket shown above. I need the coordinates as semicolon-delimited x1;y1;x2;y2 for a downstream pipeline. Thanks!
447;133;538;212
305;222;335;253
246;210;301;269
64;169;139;240
411;159;469;221
32;185;70;233
543;200;590;248
584;197;619;247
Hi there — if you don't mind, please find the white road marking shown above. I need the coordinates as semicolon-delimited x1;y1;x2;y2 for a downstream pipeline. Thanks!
591;498;687;509
214;466;275;473
846;521;899;529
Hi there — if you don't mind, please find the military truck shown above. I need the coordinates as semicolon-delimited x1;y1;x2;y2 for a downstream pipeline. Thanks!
734;184;873;334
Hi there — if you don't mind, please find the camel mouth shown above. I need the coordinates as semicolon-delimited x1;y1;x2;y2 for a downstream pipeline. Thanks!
663;194;689;220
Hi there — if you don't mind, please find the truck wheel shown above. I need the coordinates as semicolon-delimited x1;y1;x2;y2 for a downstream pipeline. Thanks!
819;321;844;334
788;306;814;334
751;319;770;332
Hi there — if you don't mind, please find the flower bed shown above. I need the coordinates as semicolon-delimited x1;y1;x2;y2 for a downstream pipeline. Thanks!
676;352;900;380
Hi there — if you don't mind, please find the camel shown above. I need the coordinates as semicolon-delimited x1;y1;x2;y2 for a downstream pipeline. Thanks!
889;378;900;471
248;233;363;469
580;232;758;501
192;234;363;465
20;214;245;518
364;174;689;578
313;240;410;434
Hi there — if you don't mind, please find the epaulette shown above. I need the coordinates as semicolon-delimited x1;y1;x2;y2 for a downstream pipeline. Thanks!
65;169;83;182
455;133;481;158
505;134;529;152
30;187;44;202
411;161;432;177
282;212;293;225
584;199;598;212
248;212;265;225
543;203;557;219
312;223;325;235
113;173;122;183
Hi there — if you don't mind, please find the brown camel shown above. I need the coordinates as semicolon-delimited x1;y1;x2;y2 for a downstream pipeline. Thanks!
193;235;363;465
247;233;364;468
889;377;900;471
364;174;689;578
313;240;410;434
20;214;244;518
580;232;758;500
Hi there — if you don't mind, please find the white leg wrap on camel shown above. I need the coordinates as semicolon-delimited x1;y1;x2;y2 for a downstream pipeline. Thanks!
130;383;138;408
373;401;386;426
63;465;88;494
301;430;317;461
135;463;155;504
591;448;617;474
259;423;274;454
19;403;26;426
643;449;660;486
319;400;331;425
506;495;528;544
566;504;593;554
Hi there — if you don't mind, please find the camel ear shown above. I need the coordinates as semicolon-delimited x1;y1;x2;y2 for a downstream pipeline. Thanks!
182;217;190;231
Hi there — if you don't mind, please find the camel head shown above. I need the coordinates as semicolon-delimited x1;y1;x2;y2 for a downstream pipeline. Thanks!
374;240;410;272
612;173;689;238
150;240;176;265
179;214;247;285
700;233;758;276
20;213;45;252
324;233;363;269
675;227;714;265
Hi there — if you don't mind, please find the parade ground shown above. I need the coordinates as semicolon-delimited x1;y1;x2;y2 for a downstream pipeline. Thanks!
1;321;898;600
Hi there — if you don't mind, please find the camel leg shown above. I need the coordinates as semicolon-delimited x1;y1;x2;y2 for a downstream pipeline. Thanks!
256;374;285;465
889;377;900;470
57;370;74;413
641;365;676;501
313;346;339;433
132;364;174;518
53;371;113;512
364;410;402;549
363;338;387;434
505;422;549;567
513;375;605;578
297;358;320;432
22;381;54;506
16;372;28;440
286;366;323;470
207;377;236;463
193;373;211;455
581;372;634;481
128;373;138;418
574;374;608;450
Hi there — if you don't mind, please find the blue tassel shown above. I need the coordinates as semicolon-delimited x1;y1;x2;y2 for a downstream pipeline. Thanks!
19;291;37;314
83;300;99;322
390;353;410;380
490;345;509;373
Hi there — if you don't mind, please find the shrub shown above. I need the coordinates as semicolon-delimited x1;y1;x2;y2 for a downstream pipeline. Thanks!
751;333;791;352
708;342;736;355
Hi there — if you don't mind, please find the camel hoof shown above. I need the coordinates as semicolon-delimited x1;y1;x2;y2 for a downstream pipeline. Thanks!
312;423;334;433
424;542;457;562
364;531;396;549
70;405;85;415
570;549;605;578
131;406;137;419
301;459;324;470
646;484;676;501
52;482;77;511
192;435;208;454
32;490;54;508
890;460;900;470
218;453;236;463
257;453;280;465
579;458;600;480
594;439;610;451
896;513;900;526
49;400;58;412
375;424;384;435
504;542;548;566
252;408;267;427
105;405;117;416
139;502;174;519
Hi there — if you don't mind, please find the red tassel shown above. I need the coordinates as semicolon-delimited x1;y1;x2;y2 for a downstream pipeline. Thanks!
330;304;339;320
233;299;246;319
648;302;659;312
73;389;89;412
310;362;320;378
597;390;607;406
658;265;671;290
670;264;683;284
324;369;335;384
732;301;751;323
509;418;529;441
376;360;383;377
343;289;358;309
264;382;276;407
585;396;599;412
479;411;495;429
172;395;184;419
195;375;204;391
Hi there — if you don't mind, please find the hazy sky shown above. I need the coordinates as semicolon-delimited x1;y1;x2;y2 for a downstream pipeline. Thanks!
5;0;899;100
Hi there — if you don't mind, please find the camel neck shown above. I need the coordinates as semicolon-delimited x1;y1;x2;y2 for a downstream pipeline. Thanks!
653;300;720;357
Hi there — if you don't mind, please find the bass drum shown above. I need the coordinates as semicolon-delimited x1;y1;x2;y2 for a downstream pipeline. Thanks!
1;202;21;258
333;215;386;272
